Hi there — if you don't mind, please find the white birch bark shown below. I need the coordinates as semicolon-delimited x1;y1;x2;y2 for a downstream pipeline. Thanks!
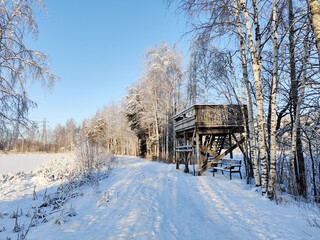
233;0;261;186
204;52;208;104
307;0;320;62
267;0;279;199
252;0;262;77
154;99;160;160
239;0;268;194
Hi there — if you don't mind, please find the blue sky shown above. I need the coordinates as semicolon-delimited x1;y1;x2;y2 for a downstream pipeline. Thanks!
27;0;189;128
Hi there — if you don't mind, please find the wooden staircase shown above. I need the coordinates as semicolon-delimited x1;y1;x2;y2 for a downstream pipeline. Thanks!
200;135;226;167
215;135;225;156
199;135;245;175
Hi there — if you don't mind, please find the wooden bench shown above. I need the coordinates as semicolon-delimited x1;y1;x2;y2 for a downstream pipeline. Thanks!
212;159;242;180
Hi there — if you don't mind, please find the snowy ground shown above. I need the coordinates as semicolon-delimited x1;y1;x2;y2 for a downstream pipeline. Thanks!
1;154;320;240
0;153;56;174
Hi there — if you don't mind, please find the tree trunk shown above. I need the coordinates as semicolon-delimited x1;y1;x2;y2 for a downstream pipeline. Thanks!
295;26;309;199
307;0;320;63
308;136;318;202
166;108;170;162
288;0;297;195
289;24;309;197
233;0;260;186
240;0;268;194
296;130;307;197
267;0;279;199
252;0;262;76
154;100;160;159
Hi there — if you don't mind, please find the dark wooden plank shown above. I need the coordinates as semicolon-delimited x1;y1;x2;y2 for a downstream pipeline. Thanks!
200;145;216;157
196;131;201;176
176;145;192;149
231;133;247;157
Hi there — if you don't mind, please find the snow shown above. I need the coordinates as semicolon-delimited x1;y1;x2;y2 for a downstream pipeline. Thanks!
0;153;52;174
1;154;320;239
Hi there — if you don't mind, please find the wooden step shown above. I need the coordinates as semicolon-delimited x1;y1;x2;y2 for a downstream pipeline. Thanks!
199;136;245;175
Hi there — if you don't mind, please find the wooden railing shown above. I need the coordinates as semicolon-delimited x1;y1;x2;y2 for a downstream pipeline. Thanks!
174;104;246;129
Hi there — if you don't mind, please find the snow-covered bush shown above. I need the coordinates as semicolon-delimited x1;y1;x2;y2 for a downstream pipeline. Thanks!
28;139;117;222
306;204;320;228
0;147;118;240
73;135;115;173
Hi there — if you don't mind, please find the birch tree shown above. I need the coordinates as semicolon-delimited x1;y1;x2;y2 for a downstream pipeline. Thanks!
0;0;56;131
84;103;139;156
187;41;199;105
124;42;183;161
232;0;260;186
189;36;216;104
267;0;279;199
307;0;320;62
238;0;268;195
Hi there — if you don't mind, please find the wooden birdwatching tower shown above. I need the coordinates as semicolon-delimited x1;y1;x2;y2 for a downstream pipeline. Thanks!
174;104;247;176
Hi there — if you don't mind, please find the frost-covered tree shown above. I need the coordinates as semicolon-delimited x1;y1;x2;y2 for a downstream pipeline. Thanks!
188;35;222;104
0;0;56;133
66;118;77;150
83;102;138;156
125;85;148;157
53;124;67;152
124;42;183;161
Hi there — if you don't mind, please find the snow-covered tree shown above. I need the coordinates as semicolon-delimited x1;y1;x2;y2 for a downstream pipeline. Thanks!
124;42;183;161
0;0;57;133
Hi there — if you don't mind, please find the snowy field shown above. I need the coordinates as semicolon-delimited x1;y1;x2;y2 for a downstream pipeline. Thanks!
0;153;55;174
1;154;320;239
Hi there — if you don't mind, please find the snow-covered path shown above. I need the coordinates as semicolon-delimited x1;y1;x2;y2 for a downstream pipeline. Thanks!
25;156;319;240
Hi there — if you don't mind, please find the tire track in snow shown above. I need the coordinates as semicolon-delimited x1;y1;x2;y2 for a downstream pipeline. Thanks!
110;162;158;239
151;166;230;239
195;177;305;240
196;177;264;239
103;159;178;240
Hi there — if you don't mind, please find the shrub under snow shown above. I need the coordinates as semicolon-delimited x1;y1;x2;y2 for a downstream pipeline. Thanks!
0;140;117;240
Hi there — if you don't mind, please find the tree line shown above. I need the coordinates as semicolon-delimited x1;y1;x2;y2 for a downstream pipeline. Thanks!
3;104;139;156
